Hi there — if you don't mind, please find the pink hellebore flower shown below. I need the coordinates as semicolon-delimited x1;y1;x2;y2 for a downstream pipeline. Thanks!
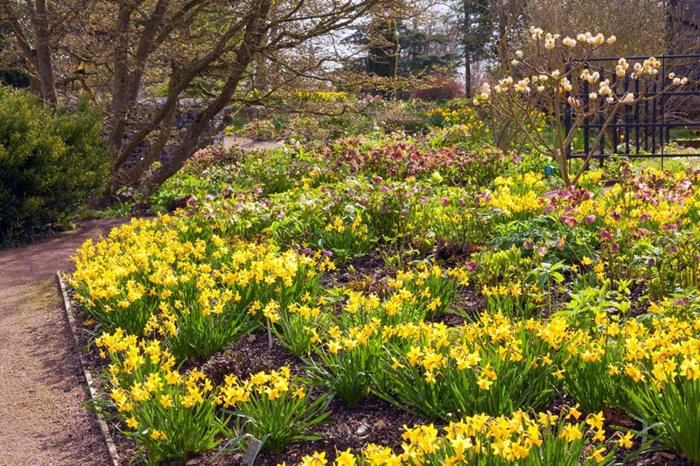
559;215;577;227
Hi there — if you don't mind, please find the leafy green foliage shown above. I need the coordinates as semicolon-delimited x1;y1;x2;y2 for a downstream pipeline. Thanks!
0;87;108;243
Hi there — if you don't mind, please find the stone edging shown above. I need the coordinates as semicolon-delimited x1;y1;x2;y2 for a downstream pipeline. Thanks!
56;272;121;466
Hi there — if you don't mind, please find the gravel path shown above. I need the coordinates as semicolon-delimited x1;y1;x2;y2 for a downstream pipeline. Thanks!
0;219;126;466
223;135;282;151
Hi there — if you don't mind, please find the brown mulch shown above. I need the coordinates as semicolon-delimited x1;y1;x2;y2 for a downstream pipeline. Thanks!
451;283;485;320
0;218;126;465
202;333;304;385
320;251;390;292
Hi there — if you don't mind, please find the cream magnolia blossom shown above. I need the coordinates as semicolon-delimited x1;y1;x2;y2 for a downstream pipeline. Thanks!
562;37;577;47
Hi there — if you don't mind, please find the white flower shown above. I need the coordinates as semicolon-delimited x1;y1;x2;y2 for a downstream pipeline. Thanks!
681;77;689;85
511;59;519;66
621;93;635;103
562;37;577;47
551;70;561;79
589;92;598;99
668;72;676;80
606;35;617;44
515;50;524;58
479;83;491;99
515;78;531;93
537;85;545;92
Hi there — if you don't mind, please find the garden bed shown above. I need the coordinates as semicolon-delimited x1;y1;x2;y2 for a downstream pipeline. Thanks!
62;139;700;466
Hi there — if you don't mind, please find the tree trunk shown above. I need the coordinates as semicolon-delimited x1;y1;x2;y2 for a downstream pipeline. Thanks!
136;0;274;195
464;52;472;97
108;3;135;154
32;0;57;104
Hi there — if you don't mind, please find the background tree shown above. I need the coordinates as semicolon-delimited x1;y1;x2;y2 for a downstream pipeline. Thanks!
457;0;492;97
1;0;381;201
398;20;461;76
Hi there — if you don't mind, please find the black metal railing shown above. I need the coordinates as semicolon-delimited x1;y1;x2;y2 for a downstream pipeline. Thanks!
564;54;700;160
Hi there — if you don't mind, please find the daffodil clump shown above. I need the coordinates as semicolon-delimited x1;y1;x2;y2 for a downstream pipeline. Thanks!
473;246;566;317
615;316;700;462
484;173;547;219
319;210;375;262
290;408;630;466
308;318;385;405
96;329;225;465
270;298;328;356
377;314;562;419
538;311;700;464
386;262;467;319
71;215;327;360
426;103;483;128
217;367;331;453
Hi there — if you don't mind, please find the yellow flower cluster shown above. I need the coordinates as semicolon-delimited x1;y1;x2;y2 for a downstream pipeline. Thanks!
71;215;328;351
426;105;485;131
98;330;214;415
290;409;627;465
324;214;367;237
292;90;349;103
326;319;382;355
72;216;323;309
614;316;700;388
382;313;560;386
487;174;546;216
217;366;301;407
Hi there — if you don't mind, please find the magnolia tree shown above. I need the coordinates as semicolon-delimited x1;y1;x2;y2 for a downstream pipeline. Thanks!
474;27;689;185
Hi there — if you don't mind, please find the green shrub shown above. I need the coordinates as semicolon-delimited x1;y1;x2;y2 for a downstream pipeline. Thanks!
0;87;108;243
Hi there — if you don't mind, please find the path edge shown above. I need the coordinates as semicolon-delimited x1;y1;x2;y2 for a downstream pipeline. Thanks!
56;271;121;466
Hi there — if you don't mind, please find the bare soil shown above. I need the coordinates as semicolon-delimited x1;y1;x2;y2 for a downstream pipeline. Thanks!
0;219;125;466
